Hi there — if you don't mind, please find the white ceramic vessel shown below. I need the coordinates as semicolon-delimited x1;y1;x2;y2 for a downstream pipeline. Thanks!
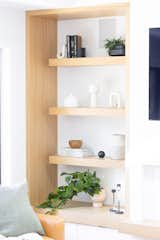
110;134;125;160
88;84;98;107
91;188;106;208
64;93;79;107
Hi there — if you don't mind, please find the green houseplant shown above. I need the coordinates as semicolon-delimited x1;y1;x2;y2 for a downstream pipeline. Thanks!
104;38;125;56
38;170;103;214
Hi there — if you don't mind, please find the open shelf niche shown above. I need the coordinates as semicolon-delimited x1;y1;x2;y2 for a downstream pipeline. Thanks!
26;2;130;230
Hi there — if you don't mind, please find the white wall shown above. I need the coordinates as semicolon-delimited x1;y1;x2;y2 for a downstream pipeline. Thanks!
0;8;25;184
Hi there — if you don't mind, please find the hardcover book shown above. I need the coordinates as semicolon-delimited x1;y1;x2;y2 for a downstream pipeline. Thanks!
66;35;81;58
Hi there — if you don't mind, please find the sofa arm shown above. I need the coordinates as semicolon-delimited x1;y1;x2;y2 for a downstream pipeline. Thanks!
37;213;64;240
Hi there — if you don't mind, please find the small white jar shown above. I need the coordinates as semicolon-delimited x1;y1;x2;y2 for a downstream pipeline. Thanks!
91;188;106;208
64;93;79;107
110;134;125;160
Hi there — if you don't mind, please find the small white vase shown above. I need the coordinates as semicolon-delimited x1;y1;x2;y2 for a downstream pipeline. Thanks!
110;134;125;160
88;85;98;107
91;188;106;208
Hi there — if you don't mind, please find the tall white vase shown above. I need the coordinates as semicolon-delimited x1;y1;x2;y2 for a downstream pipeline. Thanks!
110;134;125;160
88;85;98;107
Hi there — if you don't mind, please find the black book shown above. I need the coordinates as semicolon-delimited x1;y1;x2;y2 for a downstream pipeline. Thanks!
66;35;71;58
66;35;82;58
73;35;81;57
70;35;75;58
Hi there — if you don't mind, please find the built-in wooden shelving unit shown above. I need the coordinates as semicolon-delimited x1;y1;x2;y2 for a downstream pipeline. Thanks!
48;107;125;117
27;3;160;239
26;1;132;234
49;156;124;168
48;56;127;67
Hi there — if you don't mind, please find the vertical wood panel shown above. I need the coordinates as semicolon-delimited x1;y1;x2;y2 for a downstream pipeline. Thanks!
26;14;57;205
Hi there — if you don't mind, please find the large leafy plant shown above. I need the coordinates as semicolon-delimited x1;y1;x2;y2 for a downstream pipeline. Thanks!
38;170;102;214
104;38;125;51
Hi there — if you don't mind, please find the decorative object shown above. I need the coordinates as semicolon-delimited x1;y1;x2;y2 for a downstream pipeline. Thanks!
91;188;106;208
109;92;121;108
66;35;82;58
69;140;82;149
38;171;102;214
98;151;105;158
64;93;79;107
104;38;125;56
110;134;125;160
88;84;98;107
0;183;44;237
57;43;66;59
115;184;124;214
77;47;86;57
62;147;92;157
110;189;117;212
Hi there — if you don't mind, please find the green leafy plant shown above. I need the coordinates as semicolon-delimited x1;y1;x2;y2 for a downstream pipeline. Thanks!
38;170;102;214
104;38;125;51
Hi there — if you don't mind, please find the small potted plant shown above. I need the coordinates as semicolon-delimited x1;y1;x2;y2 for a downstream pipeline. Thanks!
104;38;125;56
38;170;105;214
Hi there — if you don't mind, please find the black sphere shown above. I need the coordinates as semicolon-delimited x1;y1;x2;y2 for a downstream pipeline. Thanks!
98;151;105;158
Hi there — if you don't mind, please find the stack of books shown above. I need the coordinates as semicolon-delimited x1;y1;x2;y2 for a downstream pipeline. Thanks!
62;148;93;158
66;35;81;58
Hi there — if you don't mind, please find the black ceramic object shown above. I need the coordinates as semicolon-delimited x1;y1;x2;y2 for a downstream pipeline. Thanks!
77;47;86;57
109;44;125;56
98;151;105;158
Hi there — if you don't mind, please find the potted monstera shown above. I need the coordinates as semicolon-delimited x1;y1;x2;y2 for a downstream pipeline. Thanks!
104;38;125;56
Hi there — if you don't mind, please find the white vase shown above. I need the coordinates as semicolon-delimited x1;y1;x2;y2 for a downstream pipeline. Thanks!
91;188;106;208
110;134;125;160
88;85;98;107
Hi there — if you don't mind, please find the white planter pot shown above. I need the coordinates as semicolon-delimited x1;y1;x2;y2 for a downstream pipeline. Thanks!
91;188;106;208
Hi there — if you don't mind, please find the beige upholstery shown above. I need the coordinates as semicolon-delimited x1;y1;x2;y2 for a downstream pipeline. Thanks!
43;237;55;240
37;213;64;240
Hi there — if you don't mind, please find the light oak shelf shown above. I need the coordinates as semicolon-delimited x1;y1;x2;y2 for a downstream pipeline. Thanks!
49;156;124;168
48;56;127;67
37;201;126;230
57;204;126;229
28;3;129;19
48;107;125;117
38;201;160;238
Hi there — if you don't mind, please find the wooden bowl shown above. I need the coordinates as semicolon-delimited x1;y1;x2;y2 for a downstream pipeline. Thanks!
69;140;82;149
